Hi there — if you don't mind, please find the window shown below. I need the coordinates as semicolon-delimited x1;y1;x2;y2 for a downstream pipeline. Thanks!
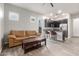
0;7;3;19
9;11;19;21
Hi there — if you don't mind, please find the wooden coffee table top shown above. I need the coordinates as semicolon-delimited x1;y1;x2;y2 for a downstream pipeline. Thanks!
23;36;46;43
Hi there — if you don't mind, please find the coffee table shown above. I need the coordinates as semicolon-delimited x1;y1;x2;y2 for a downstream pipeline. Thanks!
22;36;46;54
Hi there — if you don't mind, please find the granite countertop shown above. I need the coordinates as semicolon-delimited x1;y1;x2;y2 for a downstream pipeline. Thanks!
43;27;63;32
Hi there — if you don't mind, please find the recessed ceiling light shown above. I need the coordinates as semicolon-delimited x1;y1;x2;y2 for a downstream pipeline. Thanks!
43;16;49;19
54;15;57;18
62;13;66;15
43;16;46;19
57;10;62;14
51;19;54;20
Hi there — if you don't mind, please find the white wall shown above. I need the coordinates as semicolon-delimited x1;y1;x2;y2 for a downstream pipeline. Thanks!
0;3;4;53
68;14;73;38
73;18;79;37
71;13;79;37
4;4;43;34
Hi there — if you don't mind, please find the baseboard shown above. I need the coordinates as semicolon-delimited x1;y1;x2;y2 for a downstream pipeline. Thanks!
72;36;79;38
67;37;71;39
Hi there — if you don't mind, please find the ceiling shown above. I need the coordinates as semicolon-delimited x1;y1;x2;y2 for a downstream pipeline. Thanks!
11;3;79;15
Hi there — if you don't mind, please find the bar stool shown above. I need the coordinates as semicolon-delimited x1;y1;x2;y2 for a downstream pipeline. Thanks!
45;31;50;39
50;31;57;40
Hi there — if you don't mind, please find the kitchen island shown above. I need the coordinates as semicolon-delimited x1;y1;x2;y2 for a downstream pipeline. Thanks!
43;27;65;42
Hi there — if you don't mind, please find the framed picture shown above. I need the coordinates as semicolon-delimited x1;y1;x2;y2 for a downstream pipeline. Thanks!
9;11;19;21
30;16;36;23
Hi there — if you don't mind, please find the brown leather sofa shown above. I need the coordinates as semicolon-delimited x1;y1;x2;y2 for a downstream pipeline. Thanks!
8;31;41;47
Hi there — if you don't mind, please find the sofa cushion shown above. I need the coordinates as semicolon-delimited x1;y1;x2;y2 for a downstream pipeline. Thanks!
12;31;25;37
15;37;28;40
8;35;16;39
25;31;37;36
